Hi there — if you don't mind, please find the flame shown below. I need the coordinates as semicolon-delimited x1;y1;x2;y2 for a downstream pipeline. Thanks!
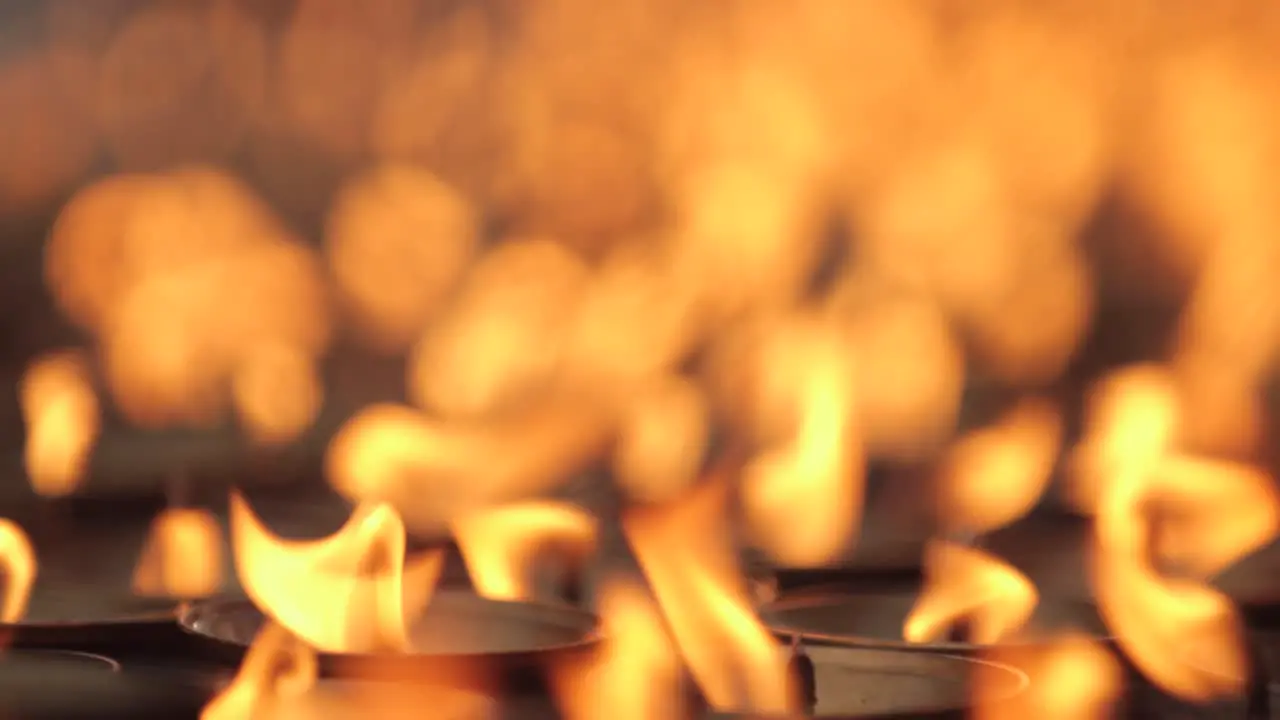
454;501;596;602
0;520;36;623
324;164;479;354
936;397;1062;535
626;476;791;714
408;237;589;419
1084;365;1278;700
904;540;1038;646
976;634;1123;720
229;493;443;654
230;343;325;446
326;399;614;534
43;169;331;436
1147;455;1280;579
552;580;684;720
826;280;965;461
201;622;318;720
613;376;709;505
132;508;225;599
19;349;99;497
732;312;863;567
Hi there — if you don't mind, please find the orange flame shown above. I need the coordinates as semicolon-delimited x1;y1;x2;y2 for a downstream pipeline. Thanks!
552;580;685;720
132;508;225;599
1084;365;1277;700
408;237;589;419
1146;455;1280;580
976;634;1123;720
19;349;99;497
904;540;1038;646
454;501;596;602
735;313;862;567
326;399;614;534
613;376;709;505
626;476;792;714
229;493;443;654
43;169;331;436
936;397;1062;535
201;622;318;720
324;164;480;354
0;520;36;623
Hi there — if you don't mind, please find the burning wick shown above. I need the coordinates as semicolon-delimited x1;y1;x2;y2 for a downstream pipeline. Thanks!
787;635;817;714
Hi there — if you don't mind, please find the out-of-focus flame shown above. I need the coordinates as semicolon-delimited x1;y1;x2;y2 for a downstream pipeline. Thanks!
201;622;318;720
1083;365;1278;700
626;476;792;714
132;508;224;599
1147;455;1280;579
230;343;325;446
614;376;709;505
552;580;684;720
825;280;964;461
668;158;825;327
408;237;589;419
454;501;596;602
561;242;704;391
324;164;479;354
44;168;331;437
727;313;862;567
904;540;1038;646
936;398;1062;535
326;399;614;534
229;493;443;654
0;520;36;623
976;634;1123;720
1066;366;1179;516
19;349;99;497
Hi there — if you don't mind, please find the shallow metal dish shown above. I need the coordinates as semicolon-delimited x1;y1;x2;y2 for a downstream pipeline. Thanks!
179;589;600;695
761;588;1110;653
704;645;1028;719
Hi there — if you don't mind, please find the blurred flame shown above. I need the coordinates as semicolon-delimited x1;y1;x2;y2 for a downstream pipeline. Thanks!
0;521;36;623
735;313;862;567
231;343;325;446
454;501;596;602
132;508;224;599
408;237;589;419
1084;365;1277;700
326;399;614;534
614;376;709;505
229;492;443;654
44;168;331;435
325;164;479;354
904;540;1038;646
20;349;99;497
826;281;964;460
201;622;318;720
936;398;1062;535
552;580;684;720
1066;366;1179;516
626;476;791;714
1147;455;1280;579
976;634;1123;720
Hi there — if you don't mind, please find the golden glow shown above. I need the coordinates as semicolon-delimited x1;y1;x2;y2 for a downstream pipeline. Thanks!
229;492;443;654
0;520;36;623
132;508;225;599
20;349;100;497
